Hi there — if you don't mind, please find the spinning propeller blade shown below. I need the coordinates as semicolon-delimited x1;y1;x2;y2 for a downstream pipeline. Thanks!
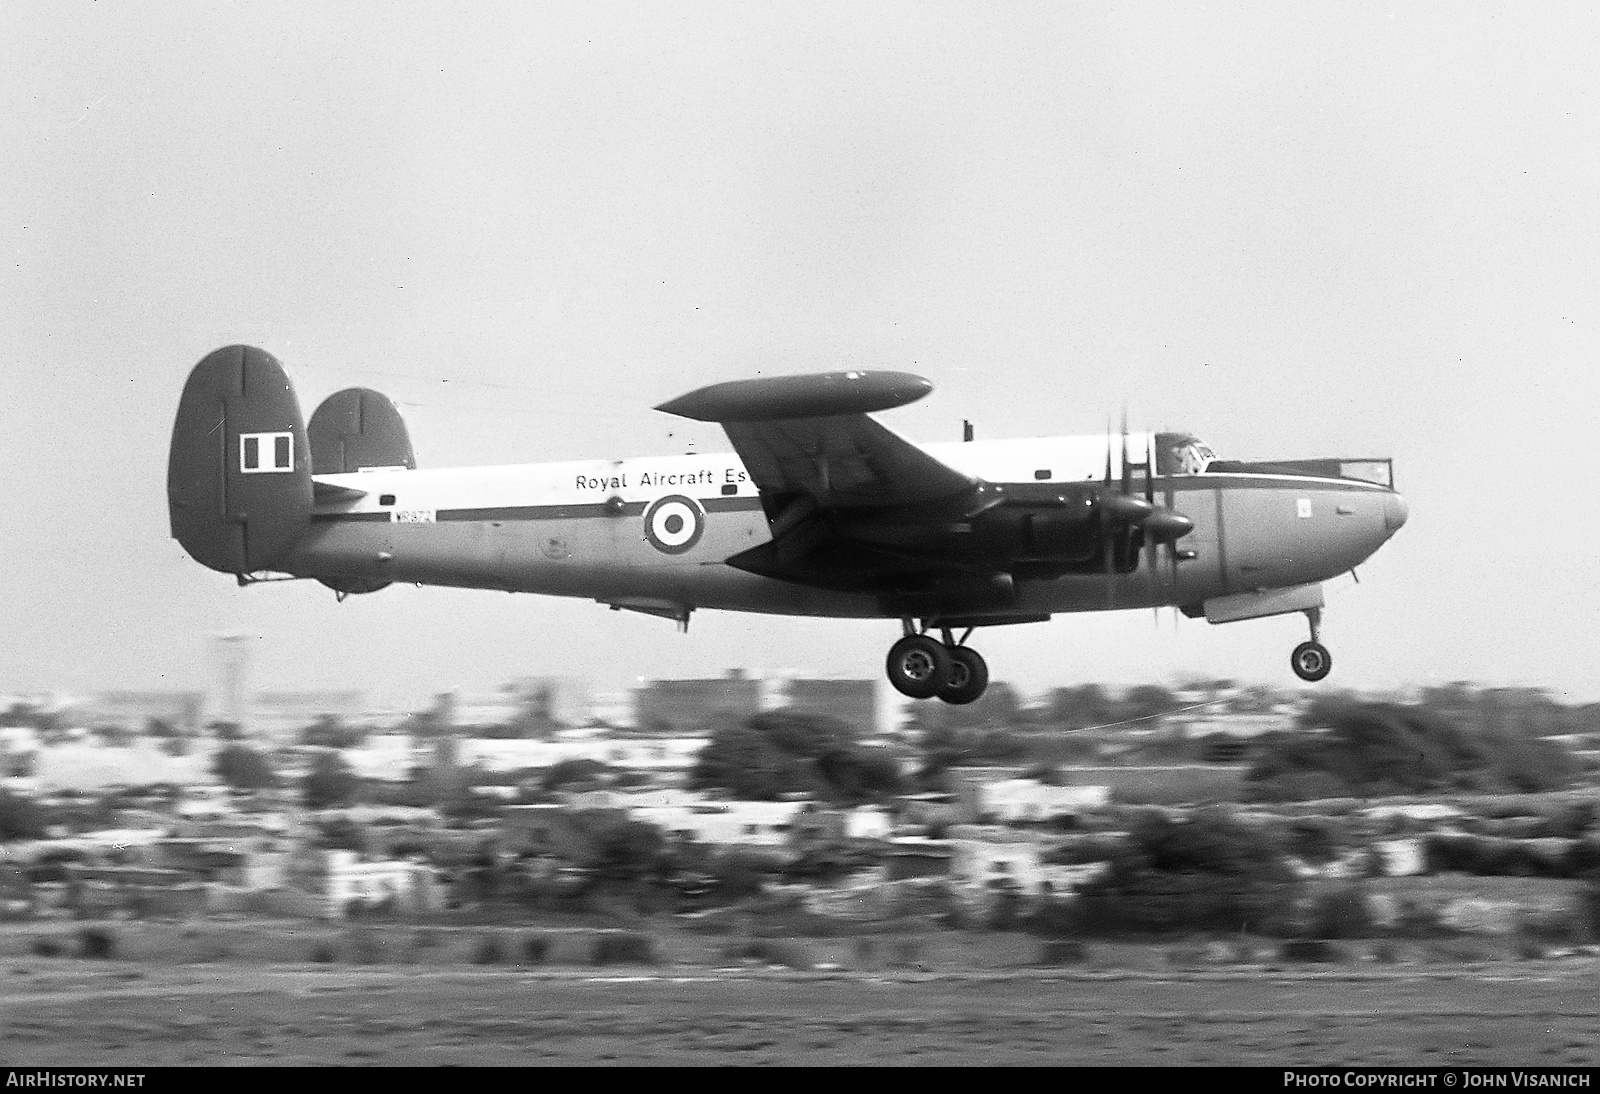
1100;419;1116;604
1142;431;1162;624
1097;416;1197;615
1143;431;1160;584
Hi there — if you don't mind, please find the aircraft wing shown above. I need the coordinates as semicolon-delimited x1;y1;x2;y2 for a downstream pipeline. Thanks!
656;371;976;511
658;372;1006;604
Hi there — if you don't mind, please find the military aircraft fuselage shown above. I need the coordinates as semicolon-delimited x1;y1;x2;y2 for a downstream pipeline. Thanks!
284;437;1405;621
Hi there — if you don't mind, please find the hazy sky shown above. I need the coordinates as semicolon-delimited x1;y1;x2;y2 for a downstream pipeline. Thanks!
6;2;1599;709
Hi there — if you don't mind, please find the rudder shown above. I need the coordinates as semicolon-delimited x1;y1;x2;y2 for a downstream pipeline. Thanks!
167;345;313;574
307;388;416;473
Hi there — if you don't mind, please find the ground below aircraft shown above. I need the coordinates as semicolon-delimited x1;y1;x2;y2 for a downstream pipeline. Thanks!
168;345;1408;704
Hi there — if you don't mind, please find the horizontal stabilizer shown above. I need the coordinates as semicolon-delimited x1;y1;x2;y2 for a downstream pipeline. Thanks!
312;479;368;502
657;371;932;422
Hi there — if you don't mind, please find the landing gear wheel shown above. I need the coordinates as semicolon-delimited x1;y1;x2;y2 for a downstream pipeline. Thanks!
1291;640;1332;682
938;646;990;705
886;635;953;700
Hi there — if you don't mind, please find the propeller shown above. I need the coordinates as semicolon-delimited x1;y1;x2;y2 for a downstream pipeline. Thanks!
1143;431;1162;627
1097;417;1195;613
1144;429;1196;611
1099;419;1116;605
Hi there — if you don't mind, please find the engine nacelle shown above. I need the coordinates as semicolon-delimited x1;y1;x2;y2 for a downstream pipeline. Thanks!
968;495;1099;564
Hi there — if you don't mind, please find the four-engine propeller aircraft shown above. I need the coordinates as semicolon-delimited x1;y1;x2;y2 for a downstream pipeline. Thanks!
168;345;1408;704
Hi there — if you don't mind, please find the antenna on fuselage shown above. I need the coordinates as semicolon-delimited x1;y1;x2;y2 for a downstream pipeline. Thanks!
962;420;974;442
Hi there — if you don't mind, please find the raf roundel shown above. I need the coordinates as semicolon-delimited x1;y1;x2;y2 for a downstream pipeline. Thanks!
642;494;706;555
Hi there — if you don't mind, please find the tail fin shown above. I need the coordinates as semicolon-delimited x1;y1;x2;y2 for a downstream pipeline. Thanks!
307;388;416;473
167;345;312;575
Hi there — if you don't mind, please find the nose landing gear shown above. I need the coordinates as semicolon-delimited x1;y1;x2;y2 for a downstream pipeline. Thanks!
886;623;990;703
1290;606;1333;682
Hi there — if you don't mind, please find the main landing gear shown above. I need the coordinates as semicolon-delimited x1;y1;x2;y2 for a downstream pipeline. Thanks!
886;624;990;704
1290;606;1333;682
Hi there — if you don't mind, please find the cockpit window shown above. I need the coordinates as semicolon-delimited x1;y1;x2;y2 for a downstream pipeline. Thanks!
1155;432;1216;476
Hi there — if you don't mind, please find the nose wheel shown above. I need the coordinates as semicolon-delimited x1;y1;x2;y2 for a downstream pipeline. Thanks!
1291;641;1332;682
1290;607;1333;682
886;624;990;703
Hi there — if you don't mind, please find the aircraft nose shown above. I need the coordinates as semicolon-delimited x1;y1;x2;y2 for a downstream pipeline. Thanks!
1384;491;1409;533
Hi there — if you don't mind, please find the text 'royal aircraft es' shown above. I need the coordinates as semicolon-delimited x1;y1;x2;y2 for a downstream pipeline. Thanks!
168;346;1408;704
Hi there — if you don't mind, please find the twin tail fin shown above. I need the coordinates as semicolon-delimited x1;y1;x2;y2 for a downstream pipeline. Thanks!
167;345;414;577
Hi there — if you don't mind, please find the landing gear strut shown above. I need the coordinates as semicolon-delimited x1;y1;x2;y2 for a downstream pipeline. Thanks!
1290;607;1333;682
886;623;990;703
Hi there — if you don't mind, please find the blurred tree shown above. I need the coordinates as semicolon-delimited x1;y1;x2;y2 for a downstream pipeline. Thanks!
3;703;61;736
0;789;46;841
1246;699;1578;801
143;717;179;738
403;763;467;809
915;721;1026;772
1075;807;1300;934
314;814;369;854
1039;684;1118;730
90;723;135;747
815;745;905;803
611;768;654;789
207;720;246;741
397;696;453;739
708;847;774;901
1118;684;1179;725
503;684;564;739
575;814;669;883
904;682;1026;734
212;743;276;790
302;751;360;809
691;711;900;802
749;710;857;757
540;758;613;793
690;721;810;800
298;715;367;749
